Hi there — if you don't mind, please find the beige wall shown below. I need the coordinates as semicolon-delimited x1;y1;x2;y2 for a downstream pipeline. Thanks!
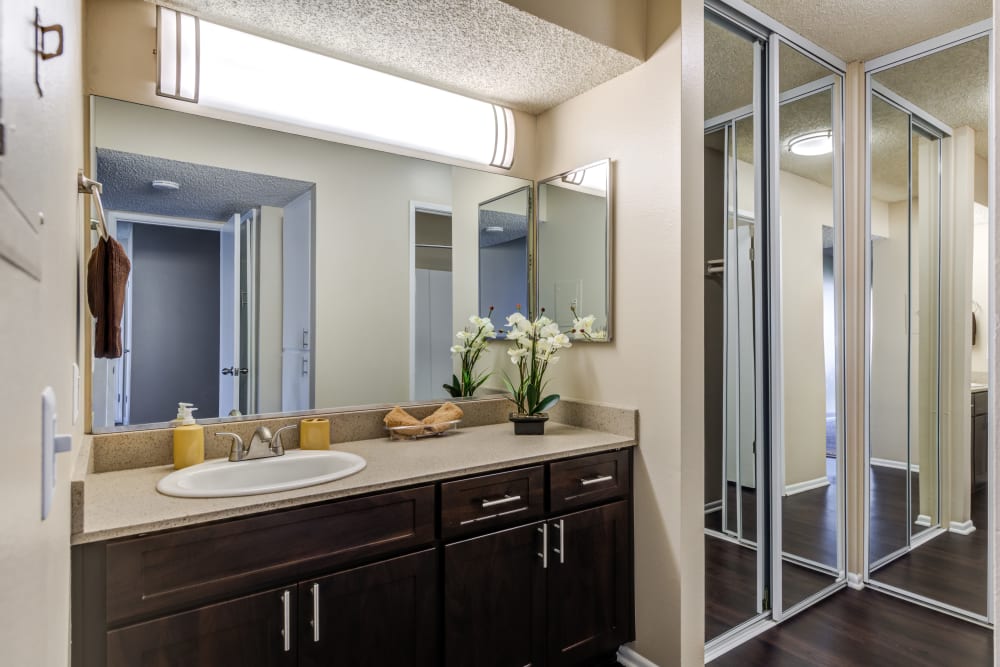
258;205;284;413
972;214;989;381
84;0;537;183
532;0;704;662
0;1;84;665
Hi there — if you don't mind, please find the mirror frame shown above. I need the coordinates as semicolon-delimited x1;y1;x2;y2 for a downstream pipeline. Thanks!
535;158;614;342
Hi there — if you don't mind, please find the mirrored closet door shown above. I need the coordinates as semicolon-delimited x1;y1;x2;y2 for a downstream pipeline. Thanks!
866;28;992;622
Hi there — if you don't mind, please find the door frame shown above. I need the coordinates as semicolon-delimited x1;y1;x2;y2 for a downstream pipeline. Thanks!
408;200;453;401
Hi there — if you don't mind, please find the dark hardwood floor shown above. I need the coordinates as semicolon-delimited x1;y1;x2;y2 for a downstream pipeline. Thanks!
868;465;920;564
709;588;993;667
871;482;988;616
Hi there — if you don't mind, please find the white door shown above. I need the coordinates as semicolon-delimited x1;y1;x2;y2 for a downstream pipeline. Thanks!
219;212;241;416
281;191;312;411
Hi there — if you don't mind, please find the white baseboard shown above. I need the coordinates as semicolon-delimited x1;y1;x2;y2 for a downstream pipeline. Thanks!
618;644;659;667
949;520;976;535
915;514;932;527
847;572;864;590
870;457;919;473
784;476;829;496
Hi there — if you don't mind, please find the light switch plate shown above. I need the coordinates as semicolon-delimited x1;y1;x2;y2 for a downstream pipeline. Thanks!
41;387;72;520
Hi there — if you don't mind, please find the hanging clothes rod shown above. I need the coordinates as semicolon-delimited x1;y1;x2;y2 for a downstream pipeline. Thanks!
78;170;109;239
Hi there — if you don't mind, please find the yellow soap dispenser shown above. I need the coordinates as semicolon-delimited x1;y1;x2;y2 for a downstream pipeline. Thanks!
171;402;204;469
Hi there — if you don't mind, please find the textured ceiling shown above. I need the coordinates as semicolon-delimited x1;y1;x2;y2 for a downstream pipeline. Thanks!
157;0;642;114
97;149;314;222
743;0;991;62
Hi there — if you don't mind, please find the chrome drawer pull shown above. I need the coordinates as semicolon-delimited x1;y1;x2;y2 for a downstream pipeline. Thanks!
280;590;291;652
482;493;521;508
552;519;565;564
311;583;320;642
579;474;614;486
537;524;548;568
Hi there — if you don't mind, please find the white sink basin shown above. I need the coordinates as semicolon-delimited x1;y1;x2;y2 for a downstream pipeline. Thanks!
156;449;367;498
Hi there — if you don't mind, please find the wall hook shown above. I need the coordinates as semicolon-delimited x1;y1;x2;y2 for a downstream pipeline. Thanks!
34;7;65;97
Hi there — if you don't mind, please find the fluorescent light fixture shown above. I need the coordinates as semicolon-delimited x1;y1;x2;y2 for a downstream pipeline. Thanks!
156;11;516;169
787;130;833;156
151;179;181;191
485;226;505;233
561;166;607;194
156;6;200;102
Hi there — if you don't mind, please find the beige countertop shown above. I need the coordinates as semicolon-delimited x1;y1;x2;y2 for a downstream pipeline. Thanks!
72;422;635;545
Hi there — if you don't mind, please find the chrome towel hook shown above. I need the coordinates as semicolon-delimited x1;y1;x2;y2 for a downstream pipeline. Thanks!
78;171;109;240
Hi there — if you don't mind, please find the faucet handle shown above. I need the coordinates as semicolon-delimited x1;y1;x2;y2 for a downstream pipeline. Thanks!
255;426;273;442
217;432;245;461
271;424;298;455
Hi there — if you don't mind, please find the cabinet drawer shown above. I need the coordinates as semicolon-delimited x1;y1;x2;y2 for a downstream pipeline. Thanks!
549;450;630;512
105;486;435;625
441;466;545;539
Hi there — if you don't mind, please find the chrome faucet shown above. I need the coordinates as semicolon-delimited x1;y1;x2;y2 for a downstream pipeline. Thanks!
217;425;297;462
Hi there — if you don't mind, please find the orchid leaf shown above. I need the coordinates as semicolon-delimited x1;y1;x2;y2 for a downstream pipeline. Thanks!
535;394;560;414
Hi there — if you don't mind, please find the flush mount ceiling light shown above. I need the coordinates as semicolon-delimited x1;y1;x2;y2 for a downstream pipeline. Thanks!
484;225;505;233
156;6;199;102
787;130;833;157
151;179;181;191
154;7;515;169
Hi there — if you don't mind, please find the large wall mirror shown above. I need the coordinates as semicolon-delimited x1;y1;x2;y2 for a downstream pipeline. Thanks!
866;30;991;621
478;186;531;325
537;159;612;339
90;96;531;430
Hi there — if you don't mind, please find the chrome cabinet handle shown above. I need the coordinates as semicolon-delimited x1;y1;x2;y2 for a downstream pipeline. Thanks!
280;590;291;652
552;519;565;564
481;493;521;508
537;524;548;569
580;474;614;486
311;583;320;643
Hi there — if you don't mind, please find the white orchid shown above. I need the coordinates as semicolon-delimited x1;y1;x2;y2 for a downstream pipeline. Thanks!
445;307;497;398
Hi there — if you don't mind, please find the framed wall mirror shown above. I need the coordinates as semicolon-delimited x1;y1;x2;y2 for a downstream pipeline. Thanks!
89;96;532;431
478;186;531;328
536;159;612;340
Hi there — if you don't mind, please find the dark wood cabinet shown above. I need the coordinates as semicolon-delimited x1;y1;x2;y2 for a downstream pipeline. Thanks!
547;501;631;666
298;548;438;667
444;522;548;667
76;448;634;667
107;586;297;667
972;390;988;490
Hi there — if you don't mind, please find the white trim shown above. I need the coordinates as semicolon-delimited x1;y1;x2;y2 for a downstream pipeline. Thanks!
870;457;920;473
407;200;452;401
865;19;992;73
783;476;829;496
847;572;864;590
871;83;953;138
915;514;932;527
949;519;977;535
705;499;723;513
107;209;224;231
704;619;777;664
617;644;659;667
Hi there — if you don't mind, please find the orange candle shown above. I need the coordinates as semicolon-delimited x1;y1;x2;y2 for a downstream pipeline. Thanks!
300;418;331;450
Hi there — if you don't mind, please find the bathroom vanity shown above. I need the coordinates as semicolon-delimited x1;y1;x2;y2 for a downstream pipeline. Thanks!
71;413;636;667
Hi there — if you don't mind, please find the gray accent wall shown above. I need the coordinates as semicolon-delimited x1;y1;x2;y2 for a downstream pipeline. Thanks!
129;224;221;423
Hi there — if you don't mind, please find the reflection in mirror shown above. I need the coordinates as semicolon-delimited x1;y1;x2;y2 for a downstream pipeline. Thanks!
537;159;611;339
703;11;764;643
867;34;989;619
776;42;843;611
89;97;531;430
478;187;530;325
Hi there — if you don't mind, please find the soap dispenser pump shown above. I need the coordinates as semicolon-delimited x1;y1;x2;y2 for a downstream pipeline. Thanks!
171;402;204;469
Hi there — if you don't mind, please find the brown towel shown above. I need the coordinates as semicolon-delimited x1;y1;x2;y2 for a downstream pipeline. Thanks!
422;402;464;433
87;236;131;358
384;406;426;437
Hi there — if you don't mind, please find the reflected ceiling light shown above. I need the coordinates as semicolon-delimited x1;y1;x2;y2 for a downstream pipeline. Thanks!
151;179;181;191
155;7;515;169
156;6;200;102
787;130;833;157
561;167;607;193
485;225;505;233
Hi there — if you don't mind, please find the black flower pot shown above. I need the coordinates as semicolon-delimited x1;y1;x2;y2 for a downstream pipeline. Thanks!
509;412;549;435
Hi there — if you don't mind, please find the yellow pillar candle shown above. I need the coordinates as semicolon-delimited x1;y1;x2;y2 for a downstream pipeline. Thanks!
300;418;331;450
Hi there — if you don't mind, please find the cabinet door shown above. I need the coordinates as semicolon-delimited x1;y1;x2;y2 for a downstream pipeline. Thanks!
973;413;988;489
106;587;296;667
445;522;547;667
547;501;631;666
299;549;437;667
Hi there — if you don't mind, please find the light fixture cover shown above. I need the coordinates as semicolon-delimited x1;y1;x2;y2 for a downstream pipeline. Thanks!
156;6;200;102
787;130;833;157
192;19;515;169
